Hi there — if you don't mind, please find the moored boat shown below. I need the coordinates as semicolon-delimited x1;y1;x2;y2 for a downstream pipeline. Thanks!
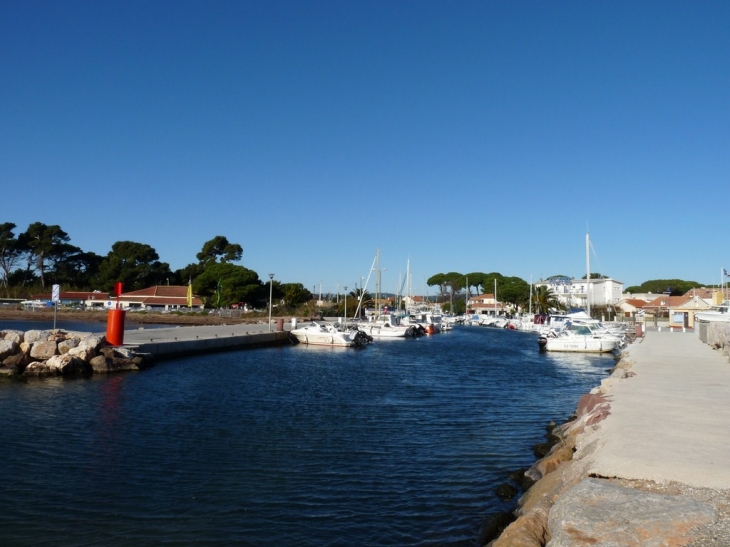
357;315;416;338
290;321;371;347
538;323;619;353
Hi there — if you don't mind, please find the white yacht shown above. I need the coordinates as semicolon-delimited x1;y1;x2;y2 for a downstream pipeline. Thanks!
290;322;370;347
538;322;620;353
356;315;416;338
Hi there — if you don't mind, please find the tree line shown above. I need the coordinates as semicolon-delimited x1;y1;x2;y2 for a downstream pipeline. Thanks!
426;271;532;312
0;222;313;309
427;271;707;315
1;221;707;312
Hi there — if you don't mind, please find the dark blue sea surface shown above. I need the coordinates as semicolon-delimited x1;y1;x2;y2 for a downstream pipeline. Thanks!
0;326;614;546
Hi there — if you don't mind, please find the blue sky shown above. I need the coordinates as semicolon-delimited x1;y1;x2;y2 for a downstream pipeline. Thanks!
2;1;729;296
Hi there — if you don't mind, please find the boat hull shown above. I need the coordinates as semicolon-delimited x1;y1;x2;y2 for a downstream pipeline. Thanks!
538;336;617;353
291;333;354;347
357;325;410;338
290;321;362;347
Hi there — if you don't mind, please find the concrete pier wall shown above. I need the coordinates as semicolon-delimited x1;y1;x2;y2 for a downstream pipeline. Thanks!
130;331;291;360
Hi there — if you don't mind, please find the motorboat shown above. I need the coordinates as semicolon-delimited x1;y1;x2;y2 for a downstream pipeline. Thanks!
356;315;416;338
401;312;441;334
538;322;620;353
694;305;730;323
290;321;371;347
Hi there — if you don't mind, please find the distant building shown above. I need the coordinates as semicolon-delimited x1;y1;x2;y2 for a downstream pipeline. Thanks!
534;277;623;309
402;295;427;309
82;285;204;311
616;298;651;317
32;290;110;307
467;293;507;315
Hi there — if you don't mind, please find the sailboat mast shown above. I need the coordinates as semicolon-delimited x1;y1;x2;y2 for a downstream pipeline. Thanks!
376;247;380;317
586;233;591;315
465;276;468;315
494;278;497;316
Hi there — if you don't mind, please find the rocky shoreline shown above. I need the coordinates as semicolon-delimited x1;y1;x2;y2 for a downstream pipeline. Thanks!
0;327;148;377
484;329;730;547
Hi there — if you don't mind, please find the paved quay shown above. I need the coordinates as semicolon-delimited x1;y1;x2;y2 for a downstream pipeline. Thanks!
586;329;730;489
493;329;730;547
120;321;292;359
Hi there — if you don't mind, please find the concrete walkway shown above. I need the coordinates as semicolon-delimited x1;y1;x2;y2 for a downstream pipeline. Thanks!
119;321;292;359
587;330;730;489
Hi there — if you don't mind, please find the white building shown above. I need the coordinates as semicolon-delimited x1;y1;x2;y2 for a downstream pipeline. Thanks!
535;276;623;309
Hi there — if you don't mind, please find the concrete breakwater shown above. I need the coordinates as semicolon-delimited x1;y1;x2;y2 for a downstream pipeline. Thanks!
487;330;730;547
1;323;292;377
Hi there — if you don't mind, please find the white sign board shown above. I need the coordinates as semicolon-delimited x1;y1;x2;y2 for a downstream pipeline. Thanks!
52;284;60;303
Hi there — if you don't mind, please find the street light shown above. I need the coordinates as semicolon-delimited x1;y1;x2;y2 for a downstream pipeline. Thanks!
268;273;274;331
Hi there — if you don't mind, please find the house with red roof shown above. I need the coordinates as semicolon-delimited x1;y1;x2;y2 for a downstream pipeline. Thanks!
82;285;204;311
640;294;711;329
467;293;507;315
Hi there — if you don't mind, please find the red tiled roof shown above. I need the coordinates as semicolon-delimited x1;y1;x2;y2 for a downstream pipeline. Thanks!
623;299;649;309
117;295;204;306
644;296;690;308
123;285;190;298
683;287;721;299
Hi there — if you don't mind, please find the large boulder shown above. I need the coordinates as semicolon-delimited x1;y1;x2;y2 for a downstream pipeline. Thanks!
547;478;715;547
2;352;29;375
3;330;24;344
0;339;18;361
24;330;50;344
30;340;57;360
67;346;94;362
89;355;110;373
58;338;80;354
46;354;91;376
109;357;140;372
23;362;56;376
75;336;103;358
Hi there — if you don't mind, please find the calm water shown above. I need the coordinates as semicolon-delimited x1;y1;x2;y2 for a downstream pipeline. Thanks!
0;325;614;546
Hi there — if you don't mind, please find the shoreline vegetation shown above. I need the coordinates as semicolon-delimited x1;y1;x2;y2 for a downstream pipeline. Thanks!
0;307;277;327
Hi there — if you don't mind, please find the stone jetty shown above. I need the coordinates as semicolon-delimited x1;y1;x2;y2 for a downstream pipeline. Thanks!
0;322;291;377
488;326;730;546
0;328;146;376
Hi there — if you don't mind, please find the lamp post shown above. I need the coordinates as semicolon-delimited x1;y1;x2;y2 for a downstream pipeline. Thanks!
665;287;672;326
344;286;348;328
268;273;274;332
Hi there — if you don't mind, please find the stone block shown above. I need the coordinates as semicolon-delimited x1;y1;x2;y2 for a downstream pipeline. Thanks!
23;362;56;376
46;354;91;376
0;339;18;361
547;478;715;547
67;347;92;361
3;352;28;373
24;330;50;344
89;355;110;373
30;340;57;360
3;330;24;344
58;338;80;354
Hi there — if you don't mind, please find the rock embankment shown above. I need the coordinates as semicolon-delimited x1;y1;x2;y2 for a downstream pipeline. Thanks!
487;341;728;547
0;329;149;377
